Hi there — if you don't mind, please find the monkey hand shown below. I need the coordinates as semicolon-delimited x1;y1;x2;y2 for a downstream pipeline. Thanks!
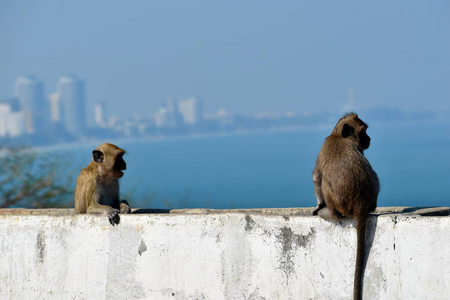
107;208;121;226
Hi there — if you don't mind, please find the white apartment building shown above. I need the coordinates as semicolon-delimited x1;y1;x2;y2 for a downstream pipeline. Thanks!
0;103;26;137
178;97;203;125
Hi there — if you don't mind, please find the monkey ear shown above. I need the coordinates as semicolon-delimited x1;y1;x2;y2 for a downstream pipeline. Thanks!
92;150;104;163
341;123;354;138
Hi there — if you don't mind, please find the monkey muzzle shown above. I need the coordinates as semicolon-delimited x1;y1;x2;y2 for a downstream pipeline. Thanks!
114;162;126;178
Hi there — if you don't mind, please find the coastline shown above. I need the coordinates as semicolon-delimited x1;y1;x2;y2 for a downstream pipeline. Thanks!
34;124;334;153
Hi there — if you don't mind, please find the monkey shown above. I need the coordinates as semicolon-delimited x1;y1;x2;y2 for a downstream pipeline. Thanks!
312;113;379;300
74;143;131;225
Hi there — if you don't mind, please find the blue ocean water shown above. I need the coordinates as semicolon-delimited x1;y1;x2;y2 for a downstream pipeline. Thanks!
105;122;449;209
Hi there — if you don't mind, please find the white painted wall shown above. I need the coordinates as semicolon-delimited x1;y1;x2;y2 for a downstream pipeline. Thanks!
0;209;449;300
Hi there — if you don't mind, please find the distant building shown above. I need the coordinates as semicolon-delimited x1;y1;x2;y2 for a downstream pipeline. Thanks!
155;98;183;128
47;93;62;123
0;100;26;137
57;75;86;135
13;76;48;134
154;107;169;128
94;101;107;127
203;108;235;128
178;97;203;125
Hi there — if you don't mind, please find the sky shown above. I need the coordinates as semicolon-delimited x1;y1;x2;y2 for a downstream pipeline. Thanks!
1;0;449;119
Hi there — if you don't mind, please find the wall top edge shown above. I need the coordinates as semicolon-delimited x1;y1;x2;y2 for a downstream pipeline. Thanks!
0;206;449;217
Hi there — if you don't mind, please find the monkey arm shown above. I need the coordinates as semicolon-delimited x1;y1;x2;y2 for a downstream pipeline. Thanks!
83;180;121;226
74;171;89;214
74;191;86;214
86;201;117;214
87;202;120;226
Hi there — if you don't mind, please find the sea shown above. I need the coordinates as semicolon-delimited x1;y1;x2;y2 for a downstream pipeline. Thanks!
53;122;450;209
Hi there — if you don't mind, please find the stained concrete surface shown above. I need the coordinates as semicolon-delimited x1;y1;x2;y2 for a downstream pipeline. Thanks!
0;207;449;299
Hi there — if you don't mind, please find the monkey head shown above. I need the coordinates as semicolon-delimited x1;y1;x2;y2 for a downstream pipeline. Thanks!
92;143;126;178
333;113;371;150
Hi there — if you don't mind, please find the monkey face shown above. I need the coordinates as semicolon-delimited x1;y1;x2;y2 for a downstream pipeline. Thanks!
358;127;371;150
353;116;371;150
92;144;126;179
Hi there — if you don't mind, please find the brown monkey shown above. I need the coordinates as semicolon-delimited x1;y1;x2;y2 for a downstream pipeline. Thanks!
75;143;131;225
312;113;379;300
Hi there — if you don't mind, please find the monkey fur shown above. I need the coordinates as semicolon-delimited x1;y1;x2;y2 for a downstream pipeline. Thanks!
75;143;131;225
313;113;379;300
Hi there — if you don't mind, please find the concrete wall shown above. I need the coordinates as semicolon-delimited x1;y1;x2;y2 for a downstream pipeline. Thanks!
0;207;449;300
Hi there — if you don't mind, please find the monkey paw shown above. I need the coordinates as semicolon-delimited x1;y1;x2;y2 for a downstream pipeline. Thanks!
312;203;326;215
108;209;121;226
120;206;131;214
119;201;131;214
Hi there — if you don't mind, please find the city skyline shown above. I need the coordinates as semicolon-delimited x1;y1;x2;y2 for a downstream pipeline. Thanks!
0;75;87;140
0;73;447;146
1;1;448;119
2;74;307;130
0;75;220;143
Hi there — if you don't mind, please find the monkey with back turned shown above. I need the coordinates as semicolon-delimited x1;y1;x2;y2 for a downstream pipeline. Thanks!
313;113;379;300
75;143;131;225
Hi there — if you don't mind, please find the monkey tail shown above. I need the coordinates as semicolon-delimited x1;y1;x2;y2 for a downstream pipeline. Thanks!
354;214;368;300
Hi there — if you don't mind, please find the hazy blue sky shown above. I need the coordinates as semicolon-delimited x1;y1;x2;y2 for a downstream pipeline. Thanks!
1;0;449;118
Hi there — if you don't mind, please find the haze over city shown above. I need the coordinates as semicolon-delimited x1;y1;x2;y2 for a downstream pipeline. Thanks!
0;0;449;213
1;0;449;121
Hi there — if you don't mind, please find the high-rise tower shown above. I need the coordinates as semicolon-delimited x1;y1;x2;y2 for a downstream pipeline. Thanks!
155;98;183;128
178;97;203;125
57;75;86;135
13;76;48;134
94;101;107;127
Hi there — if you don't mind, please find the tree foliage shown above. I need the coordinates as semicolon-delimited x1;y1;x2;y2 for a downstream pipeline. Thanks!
0;146;74;208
